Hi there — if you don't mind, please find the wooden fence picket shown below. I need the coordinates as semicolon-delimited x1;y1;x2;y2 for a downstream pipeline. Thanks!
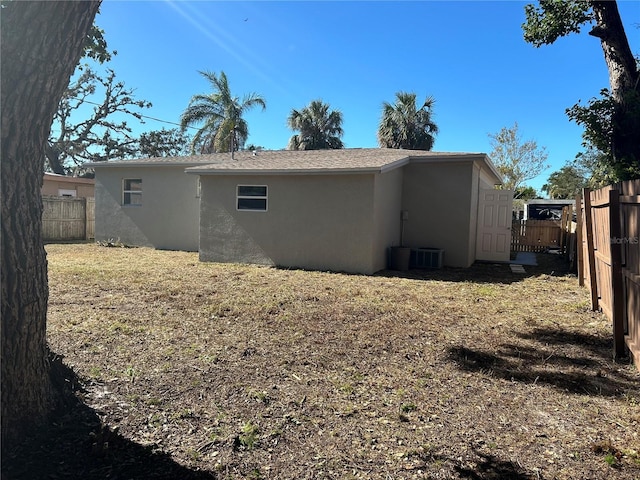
42;196;95;241
577;180;640;367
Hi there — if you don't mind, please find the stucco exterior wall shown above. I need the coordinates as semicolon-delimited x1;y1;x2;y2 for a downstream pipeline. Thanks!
94;166;200;251
42;174;95;198
198;174;378;274
372;168;404;272
401;162;475;267
478;166;499;190
466;163;482;264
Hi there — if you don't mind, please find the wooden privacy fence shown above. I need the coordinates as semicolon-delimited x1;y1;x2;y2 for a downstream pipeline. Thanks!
577;179;640;368
511;219;563;252
42;195;95;241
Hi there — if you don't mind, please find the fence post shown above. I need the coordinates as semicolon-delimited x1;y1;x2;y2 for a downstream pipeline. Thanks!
609;188;626;360
583;188;599;311
83;197;88;241
575;194;584;284
559;208;565;254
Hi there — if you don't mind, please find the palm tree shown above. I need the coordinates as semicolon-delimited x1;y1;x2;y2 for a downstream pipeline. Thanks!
377;92;438;150
180;70;266;154
287;100;344;150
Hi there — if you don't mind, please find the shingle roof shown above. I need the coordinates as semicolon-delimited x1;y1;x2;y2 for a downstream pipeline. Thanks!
188;148;413;174
89;148;501;182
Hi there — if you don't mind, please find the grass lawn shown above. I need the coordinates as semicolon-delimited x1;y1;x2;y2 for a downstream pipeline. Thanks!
5;243;639;479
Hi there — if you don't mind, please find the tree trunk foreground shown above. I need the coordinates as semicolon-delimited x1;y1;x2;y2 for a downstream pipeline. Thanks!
589;0;640;176
1;1;100;444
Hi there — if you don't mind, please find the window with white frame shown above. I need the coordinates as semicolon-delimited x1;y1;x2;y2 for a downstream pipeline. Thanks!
123;178;142;206
237;185;267;211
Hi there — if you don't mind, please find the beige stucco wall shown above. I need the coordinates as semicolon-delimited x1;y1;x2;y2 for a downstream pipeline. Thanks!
94;166;200;250
401;161;475;267
477;165;499;190
467;163;482;264
42;175;95;198
198;173;380;274
372;168;404;271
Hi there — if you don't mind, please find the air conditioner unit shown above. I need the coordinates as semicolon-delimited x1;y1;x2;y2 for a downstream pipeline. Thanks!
410;248;444;269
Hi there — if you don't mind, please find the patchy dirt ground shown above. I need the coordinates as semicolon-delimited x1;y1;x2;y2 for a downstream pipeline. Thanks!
3;243;639;479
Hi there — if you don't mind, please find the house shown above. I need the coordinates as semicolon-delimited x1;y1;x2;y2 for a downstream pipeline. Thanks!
91;148;510;274
42;172;95;198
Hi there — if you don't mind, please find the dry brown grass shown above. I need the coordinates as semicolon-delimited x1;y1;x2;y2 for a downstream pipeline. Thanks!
8;243;640;479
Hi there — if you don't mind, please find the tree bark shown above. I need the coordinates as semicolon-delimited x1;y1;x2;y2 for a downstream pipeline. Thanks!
589;1;638;102
1;0;100;444
45;144;67;175
589;0;640;171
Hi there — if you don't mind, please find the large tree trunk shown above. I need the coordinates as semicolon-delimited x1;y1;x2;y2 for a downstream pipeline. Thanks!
1;1;100;444
589;0;640;174
589;1;637;102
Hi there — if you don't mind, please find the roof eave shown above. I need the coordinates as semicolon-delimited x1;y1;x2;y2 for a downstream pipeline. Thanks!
186;167;387;176
88;161;214;168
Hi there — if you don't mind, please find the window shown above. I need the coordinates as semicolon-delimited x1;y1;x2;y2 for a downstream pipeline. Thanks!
58;189;76;197
237;185;267;211
123;179;142;206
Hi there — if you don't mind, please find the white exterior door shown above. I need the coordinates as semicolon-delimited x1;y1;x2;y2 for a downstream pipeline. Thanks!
475;188;513;262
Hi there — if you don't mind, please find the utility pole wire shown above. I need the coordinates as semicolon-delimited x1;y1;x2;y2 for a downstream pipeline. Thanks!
68;96;200;131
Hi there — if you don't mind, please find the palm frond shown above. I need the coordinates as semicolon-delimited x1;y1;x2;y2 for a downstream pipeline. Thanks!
377;91;438;150
287;100;344;150
180;70;266;154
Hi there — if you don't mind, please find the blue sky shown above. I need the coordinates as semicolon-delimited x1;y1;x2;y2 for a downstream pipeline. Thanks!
94;0;639;192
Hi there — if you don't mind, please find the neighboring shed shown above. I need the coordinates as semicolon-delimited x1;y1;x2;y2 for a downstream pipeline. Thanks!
42;172;95;198
524;199;576;220
91;148;509;274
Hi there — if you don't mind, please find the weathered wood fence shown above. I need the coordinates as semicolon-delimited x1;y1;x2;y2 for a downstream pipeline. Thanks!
42;195;95;241
511;219;563;252
577;179;640;368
